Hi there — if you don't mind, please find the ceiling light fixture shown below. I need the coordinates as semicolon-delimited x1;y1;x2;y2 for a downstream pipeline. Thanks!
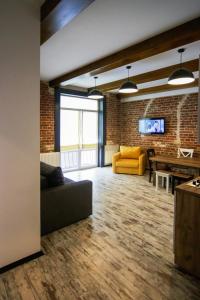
119;66;138;93
88;76;104;99
168;48;195;85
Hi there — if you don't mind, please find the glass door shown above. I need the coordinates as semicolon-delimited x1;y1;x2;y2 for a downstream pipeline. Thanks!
60;95;99;172
81;111;98;168
60;109;80;170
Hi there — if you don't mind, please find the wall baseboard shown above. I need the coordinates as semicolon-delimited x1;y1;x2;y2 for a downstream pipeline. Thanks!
0;251;44;274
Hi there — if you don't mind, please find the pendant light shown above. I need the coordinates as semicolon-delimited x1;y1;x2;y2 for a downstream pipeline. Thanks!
119;66;138;93
88;76;104;99
168;48;195;85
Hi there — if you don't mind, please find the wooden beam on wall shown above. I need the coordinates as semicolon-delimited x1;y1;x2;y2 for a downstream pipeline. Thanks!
95;59;199;92
120;80;198;98
41;0;95;44
49;17;200;87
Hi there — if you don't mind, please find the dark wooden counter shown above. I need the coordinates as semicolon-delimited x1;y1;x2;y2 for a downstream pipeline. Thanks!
176;178;200;196
174;178;200;278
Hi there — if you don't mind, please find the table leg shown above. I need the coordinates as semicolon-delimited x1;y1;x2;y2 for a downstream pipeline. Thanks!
156;174;158;191
166;176;169;193
152;161;157;186
172;176;175;195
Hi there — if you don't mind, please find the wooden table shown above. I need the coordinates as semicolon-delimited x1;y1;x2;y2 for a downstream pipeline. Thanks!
149;155;200;174
174;178;200;278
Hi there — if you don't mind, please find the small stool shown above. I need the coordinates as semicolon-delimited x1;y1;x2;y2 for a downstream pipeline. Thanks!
155;170;171;193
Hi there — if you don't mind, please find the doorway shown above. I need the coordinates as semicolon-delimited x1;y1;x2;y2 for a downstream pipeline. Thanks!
60;95;98;172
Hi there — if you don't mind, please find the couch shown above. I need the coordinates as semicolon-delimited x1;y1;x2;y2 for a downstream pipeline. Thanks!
40;162;92;235
112;146;146;175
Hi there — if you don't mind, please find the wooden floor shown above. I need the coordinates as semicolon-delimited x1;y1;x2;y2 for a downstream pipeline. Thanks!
1;167;200;300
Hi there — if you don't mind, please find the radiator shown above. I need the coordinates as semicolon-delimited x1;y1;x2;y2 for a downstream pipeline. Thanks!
40;152;61;167
104;144;119;165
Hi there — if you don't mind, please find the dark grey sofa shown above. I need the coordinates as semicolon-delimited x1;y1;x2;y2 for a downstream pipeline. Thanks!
40;162;92;235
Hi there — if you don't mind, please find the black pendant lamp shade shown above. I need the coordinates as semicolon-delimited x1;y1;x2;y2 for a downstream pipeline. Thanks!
168;48;195;85
88;76;104;99
119;66;138;93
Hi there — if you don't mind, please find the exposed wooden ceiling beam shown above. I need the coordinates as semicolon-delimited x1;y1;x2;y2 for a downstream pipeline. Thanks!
95;59;199;92
120;80;198;98
49;17;200;87
41;0;60;21
41;0;95;45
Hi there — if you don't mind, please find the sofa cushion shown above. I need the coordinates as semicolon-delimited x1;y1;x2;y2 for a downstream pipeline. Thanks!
41;175;48;190
64;177;74;184
40;162;65;187
116;159;139;168
120;146;141;159
41;161;56;176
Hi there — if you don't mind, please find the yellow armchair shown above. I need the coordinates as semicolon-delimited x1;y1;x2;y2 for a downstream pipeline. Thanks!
112;146;146;175
112;152;121;173
138;153;146;175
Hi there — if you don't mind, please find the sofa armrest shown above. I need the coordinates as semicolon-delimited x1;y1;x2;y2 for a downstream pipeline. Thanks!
41;180;92;235
112;152;121;173
138;153;146;175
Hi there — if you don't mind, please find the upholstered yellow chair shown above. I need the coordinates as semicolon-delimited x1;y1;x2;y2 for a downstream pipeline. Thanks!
112;146;146;175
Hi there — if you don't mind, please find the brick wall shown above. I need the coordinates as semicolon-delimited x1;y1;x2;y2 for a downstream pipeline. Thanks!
119;93;200;157
40;90;120;153
106;93;121;145
40;81;55;153
40;86;200;157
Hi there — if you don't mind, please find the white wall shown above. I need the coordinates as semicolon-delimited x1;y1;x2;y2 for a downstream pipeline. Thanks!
0;1;40;267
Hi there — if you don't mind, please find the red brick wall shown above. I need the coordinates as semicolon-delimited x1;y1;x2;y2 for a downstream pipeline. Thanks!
40;88;200;157
40;81;55;153
119;93;200;157
106;93;121;145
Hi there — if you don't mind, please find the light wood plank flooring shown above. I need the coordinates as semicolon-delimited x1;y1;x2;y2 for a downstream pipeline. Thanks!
0;167;200;300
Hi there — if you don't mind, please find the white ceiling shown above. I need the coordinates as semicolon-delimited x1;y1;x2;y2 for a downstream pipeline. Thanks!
40;0;200;89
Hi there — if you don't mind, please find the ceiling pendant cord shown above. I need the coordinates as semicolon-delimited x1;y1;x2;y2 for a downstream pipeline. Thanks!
178;48;184;68
127;66;130;81
94;76;97;88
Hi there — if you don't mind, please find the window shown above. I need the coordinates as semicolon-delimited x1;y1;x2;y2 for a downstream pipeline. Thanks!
60;95;99;171
61;95;98;111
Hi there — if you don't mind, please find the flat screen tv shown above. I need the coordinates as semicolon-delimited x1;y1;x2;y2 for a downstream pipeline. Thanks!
139;118;165;134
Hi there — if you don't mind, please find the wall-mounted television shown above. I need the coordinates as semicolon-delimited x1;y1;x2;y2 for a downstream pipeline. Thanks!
139;118;165;134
